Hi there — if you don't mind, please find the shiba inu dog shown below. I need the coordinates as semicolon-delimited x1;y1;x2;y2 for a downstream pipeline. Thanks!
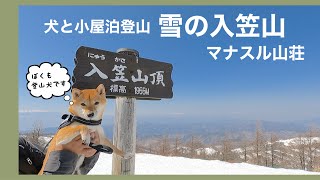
38;84;125;175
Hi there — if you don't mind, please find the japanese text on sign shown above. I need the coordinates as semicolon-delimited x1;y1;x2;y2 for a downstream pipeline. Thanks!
73;46;173;99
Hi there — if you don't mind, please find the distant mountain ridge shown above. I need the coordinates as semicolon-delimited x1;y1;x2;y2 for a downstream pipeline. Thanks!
19;112;320;143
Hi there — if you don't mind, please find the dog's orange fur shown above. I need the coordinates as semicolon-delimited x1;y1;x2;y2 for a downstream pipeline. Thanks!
38;84;124;175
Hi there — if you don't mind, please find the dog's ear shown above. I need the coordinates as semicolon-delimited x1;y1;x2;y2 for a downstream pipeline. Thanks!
96;84;105;96
72;88;81;98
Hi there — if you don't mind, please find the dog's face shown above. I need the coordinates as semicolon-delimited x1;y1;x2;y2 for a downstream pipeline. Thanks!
69;84;107;120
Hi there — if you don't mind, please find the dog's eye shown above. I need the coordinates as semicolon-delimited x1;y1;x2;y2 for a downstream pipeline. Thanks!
81;103;86;106
94;102;99;105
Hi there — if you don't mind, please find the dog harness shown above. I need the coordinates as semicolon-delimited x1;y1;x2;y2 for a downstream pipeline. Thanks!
59;114;102;128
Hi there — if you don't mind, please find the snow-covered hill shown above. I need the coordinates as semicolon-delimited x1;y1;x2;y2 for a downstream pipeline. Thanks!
278;137;320;146
88;153;320;175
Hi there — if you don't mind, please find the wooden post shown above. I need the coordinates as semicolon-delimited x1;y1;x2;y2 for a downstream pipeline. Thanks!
112;48;139;175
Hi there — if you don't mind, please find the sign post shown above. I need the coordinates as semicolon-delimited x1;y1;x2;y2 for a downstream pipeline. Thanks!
72;46;173;175
112;49;138;175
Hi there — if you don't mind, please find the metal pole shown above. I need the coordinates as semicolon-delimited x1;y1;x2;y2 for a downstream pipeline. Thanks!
112;48;139;175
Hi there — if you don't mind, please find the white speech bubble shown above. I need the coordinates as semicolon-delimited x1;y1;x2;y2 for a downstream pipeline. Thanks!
26;62;71;99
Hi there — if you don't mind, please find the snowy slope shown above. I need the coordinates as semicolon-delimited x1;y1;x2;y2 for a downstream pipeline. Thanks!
88;153;320;175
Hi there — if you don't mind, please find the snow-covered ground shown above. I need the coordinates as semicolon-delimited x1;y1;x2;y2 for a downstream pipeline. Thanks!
88;153;320;175
196;147;216;155
35;135;319;174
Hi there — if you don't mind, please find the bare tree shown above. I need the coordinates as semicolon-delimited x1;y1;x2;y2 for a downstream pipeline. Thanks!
263;136;269;167
173;135;181;156
296;135;307;170
221;133;234;162
240;132;250;162
26;120;43;146
254;121;263;165
136;139;153;154
158;135;170;156
148;143;153;154
277;140;287;168
270;133;278;168
186;135;203;158
315;129;320;172
305;127;320;171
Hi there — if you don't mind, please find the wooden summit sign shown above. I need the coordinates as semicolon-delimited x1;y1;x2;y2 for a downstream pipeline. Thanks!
72;46;173;99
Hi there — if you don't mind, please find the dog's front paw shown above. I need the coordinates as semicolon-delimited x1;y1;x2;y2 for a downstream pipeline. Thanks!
81;133;91;146
82;139;90;146
123;153;134;159
79;125;90;146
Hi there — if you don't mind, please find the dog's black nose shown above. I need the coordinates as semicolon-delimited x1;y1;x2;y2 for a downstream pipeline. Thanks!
87;113;94;118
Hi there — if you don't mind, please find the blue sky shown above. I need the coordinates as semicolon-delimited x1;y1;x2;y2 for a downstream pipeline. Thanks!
19;6;320;123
